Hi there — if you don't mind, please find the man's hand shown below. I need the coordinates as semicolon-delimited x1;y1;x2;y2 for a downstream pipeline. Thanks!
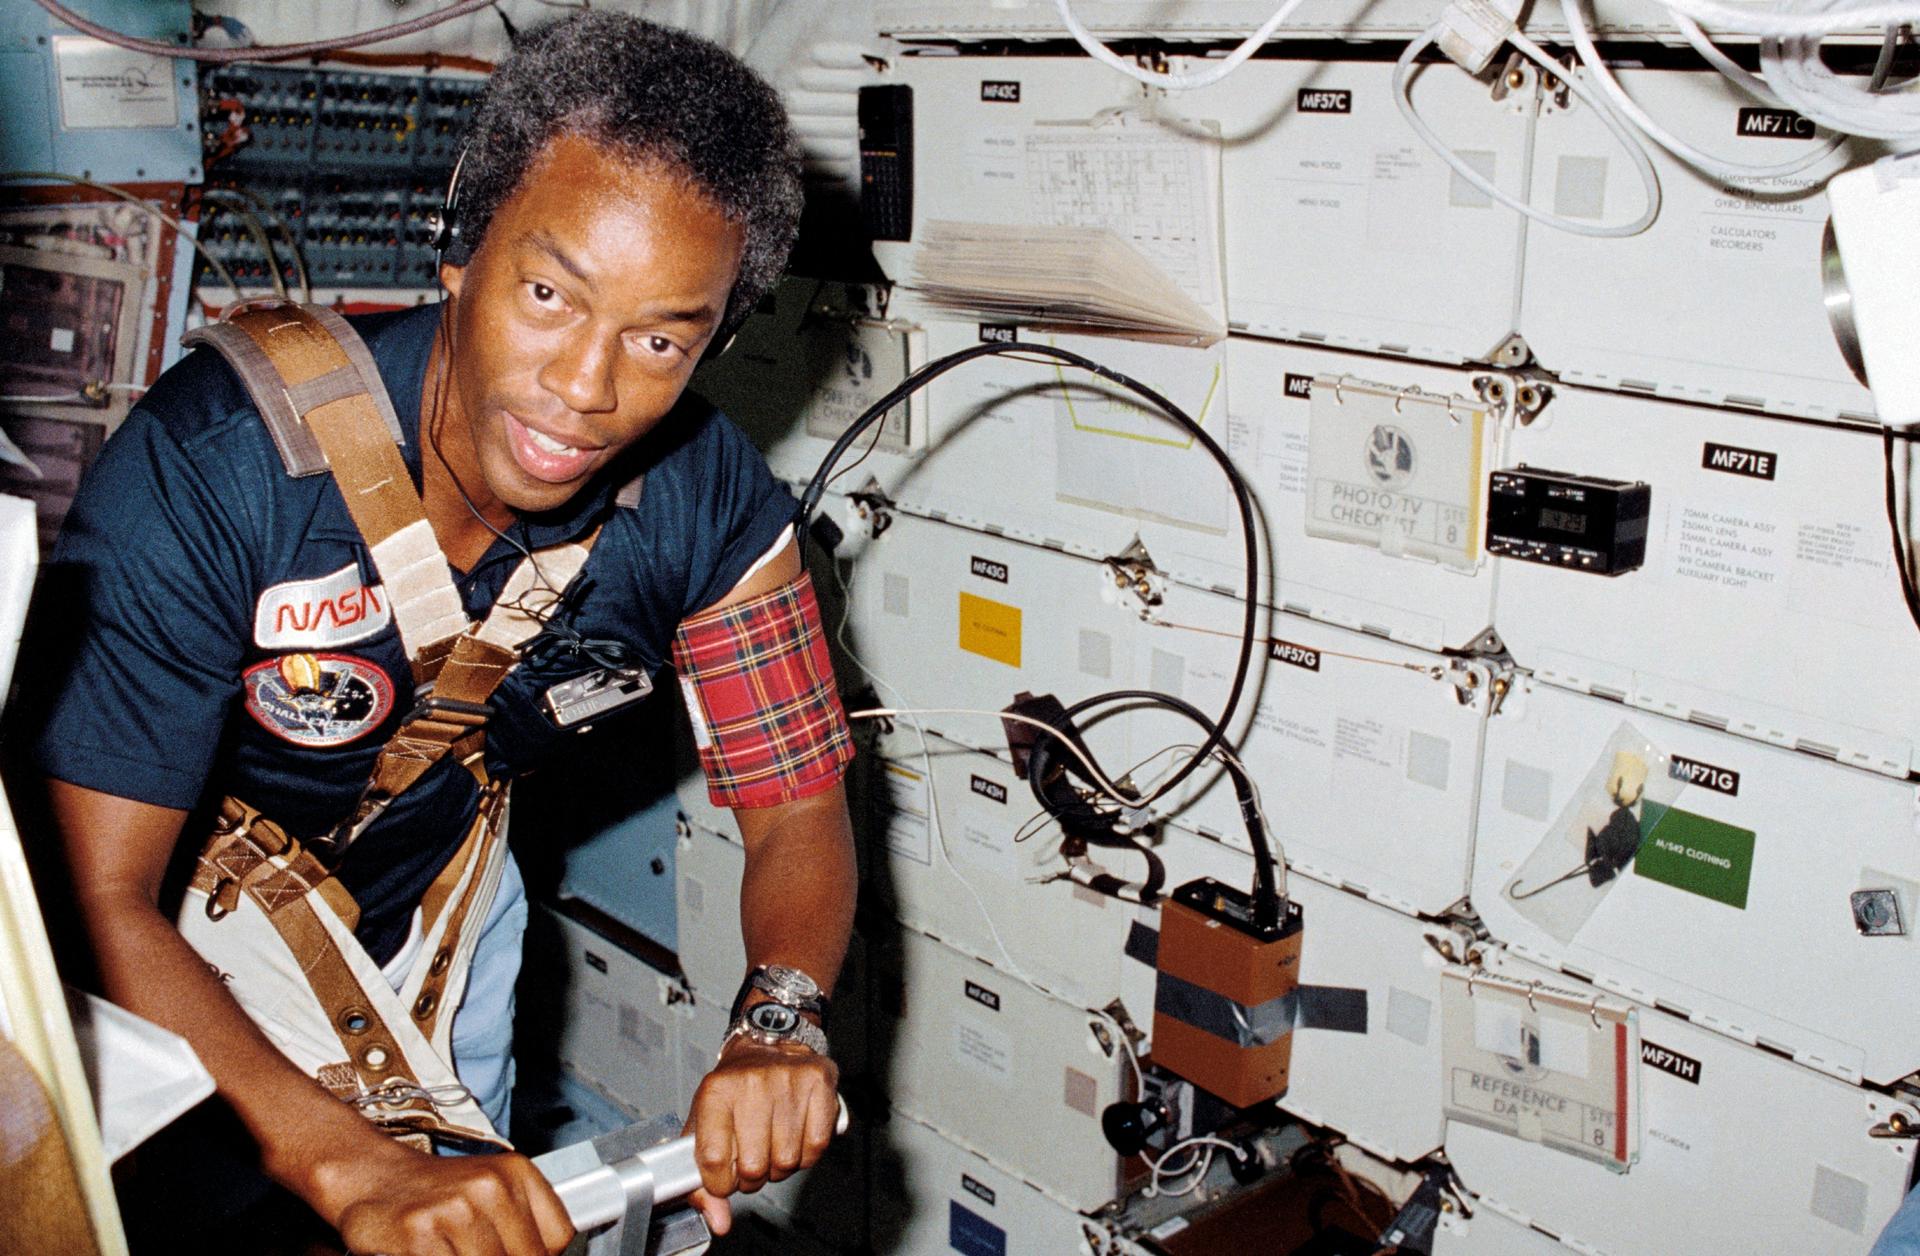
315;1137;575;1256
685;1037;841;1235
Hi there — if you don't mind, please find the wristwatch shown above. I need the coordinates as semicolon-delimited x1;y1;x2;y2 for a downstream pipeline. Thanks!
722;999;831;1058
729;964;831;1025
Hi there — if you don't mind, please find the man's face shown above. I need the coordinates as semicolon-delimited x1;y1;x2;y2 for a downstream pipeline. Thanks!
439;132;745;515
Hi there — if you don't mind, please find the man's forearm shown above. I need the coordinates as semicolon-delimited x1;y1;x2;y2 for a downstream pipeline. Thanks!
76;886;407;1216
732;783;858;998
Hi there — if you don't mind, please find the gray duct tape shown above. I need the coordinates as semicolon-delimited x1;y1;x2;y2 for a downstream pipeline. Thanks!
1155;971;1369;1047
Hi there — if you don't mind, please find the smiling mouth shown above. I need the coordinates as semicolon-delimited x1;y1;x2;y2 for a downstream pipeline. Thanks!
504;412;603;485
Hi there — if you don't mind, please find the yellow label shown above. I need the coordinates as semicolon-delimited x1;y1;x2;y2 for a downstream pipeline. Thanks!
957;592;1022;668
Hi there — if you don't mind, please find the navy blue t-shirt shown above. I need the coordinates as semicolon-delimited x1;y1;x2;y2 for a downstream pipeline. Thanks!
34;302;793;962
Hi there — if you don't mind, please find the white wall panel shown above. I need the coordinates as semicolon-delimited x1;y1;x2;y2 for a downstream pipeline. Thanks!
1445;949;1919;1256
534;905;690;1123
1272;875;1452;1163
1520;69;1878;420
1141;581;1494;916
878;928;1132;1211
876;54;1168;286
674;819;749;1003
1183;55;1532;363
1496;388;1918;777
1432;1203;1576;1256
845;510;1155;762
870;1110;1104;1256
1474;677;1920;1085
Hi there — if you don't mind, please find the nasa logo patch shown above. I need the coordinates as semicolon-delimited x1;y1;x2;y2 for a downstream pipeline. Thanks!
243;653;394;747
254;563;391;649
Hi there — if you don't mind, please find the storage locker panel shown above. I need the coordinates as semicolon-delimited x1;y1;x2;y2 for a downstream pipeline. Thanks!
1141;582;1493;916
878;928;1132;1211
1520;69;1877;420
1271;874;1452;1163
530;905;689;1124
1444;949;1919;1256
1474;677;1920;1084
1496;387;1918;777
1188;55;1533;363
870;1110;1103;1256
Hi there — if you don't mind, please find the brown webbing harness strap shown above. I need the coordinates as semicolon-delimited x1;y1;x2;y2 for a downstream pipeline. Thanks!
221;303;470;673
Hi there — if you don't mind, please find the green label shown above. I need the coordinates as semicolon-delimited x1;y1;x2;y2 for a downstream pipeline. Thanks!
1633;802;1755;910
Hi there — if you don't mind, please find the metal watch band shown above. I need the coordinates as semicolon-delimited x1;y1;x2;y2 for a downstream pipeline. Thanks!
729;964;831;1025
720;1011;830;1060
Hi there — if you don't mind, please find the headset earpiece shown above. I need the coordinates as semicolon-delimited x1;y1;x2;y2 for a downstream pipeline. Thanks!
428;145;469;255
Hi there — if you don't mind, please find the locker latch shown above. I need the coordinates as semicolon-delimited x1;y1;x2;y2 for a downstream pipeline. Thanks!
1870;1111;1920;1140
1103;536;1166;610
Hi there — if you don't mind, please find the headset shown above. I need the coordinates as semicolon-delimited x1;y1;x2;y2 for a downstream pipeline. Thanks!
425;145;467;256
426;142;739;359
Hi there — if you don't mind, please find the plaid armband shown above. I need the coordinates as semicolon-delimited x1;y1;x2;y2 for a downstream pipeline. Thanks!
672;570;856;809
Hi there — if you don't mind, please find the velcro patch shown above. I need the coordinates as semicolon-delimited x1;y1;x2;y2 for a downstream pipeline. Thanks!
244;653;395;747
254;563;391;649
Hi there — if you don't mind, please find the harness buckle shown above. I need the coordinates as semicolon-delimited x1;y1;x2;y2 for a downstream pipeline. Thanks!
400;692;494;728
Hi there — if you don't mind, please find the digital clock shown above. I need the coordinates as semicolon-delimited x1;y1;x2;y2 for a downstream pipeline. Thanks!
1486;466;1651;575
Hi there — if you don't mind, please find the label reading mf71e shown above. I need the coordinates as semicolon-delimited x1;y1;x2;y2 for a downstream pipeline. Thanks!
1702;443;1777;480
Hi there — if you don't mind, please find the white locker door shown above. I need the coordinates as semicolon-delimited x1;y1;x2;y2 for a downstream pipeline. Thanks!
845;511;1153;765
1444;949;1919;1256
1474;677;1920;1085
869;1109;1101;1256
1181;55;1533;364
1496;388;1919;778
1519;68;1878;420
537;906;689;1123
875;316;1246;599
1269;874;1452;1163
879;928;1132;1212
1140;584;1493;917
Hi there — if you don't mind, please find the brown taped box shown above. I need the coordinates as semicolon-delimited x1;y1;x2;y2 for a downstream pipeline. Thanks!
1152;887;1304;1108
1157;891;1303;1005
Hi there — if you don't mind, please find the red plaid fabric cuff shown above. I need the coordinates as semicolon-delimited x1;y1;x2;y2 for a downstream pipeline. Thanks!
672;571;855;810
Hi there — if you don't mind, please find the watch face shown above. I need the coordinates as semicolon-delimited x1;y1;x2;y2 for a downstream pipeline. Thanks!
748;1002;802;1034
764;964;821;1002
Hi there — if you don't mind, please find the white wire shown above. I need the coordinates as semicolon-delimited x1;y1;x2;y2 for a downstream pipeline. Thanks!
850;705;1140;807
1656;0;1920;38
1052;0;1312;90
1674;12;1785;103
1394;25;1662;238
29;0;499;63
1564;0;1847;182
1145;1135;1247;1198
1761;14;1920;141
